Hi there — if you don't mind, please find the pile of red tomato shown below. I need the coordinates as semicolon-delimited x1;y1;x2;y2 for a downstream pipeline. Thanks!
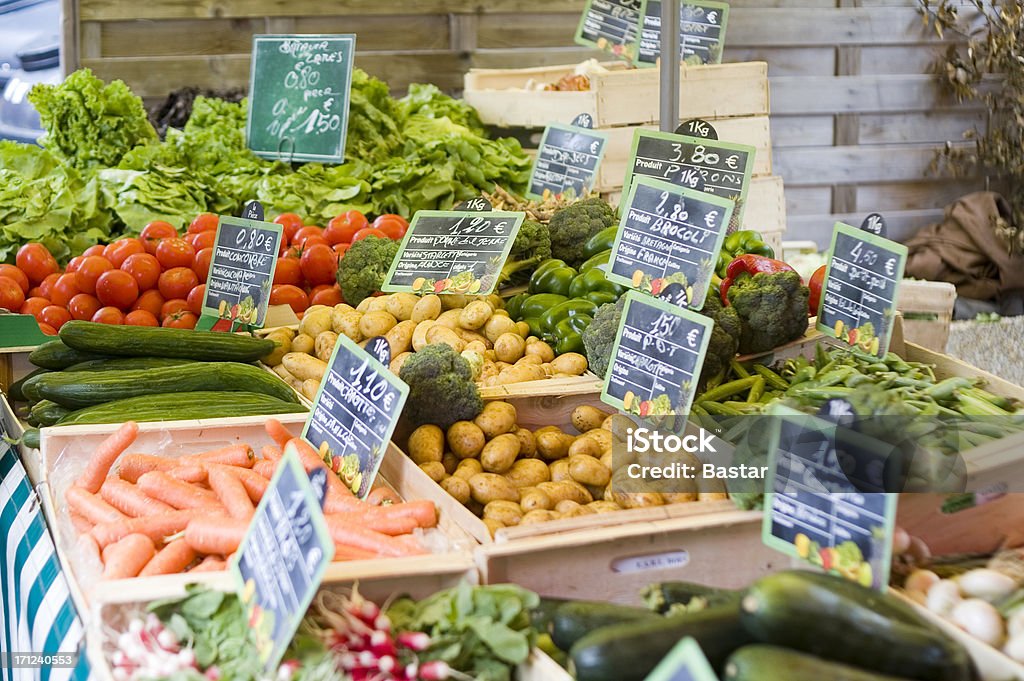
0;210;408;334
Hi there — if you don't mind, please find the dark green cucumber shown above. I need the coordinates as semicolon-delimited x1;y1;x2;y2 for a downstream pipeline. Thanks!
725;645;919;681
29;339;110;370
570;601;751;681
551;601;661;651
531;597;571;633
22;429;39;449
642;581;738;614
55;391;306;426
21;372;47;402
59;321;273;361
36;362;299;409
64;357;198;372
740;571;972;681
8;367;50;402
29;400;71;426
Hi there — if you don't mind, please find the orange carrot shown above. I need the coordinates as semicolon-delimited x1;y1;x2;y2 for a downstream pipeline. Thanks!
91;510;197;548
332;544;378;561
137;471;218;510
99;478;174;517
66;486;127;525
367;486;402;506
183;443;254;468
324;518;425;557
285;439;356;512
75;421;139;493
326;512;419;536
139;538;198;576
117;453;176;483
253;459;277;479
168;464;208;484
101;533;155;580
326;500;437;534
184;516;249;555
189;556;226;573
77;533;102;565
70;512;93;534
265;418;294;448
260;445;282;462
207;466;255;520
221;466;269;503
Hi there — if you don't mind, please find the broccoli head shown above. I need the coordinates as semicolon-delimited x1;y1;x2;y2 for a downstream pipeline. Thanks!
698;294;741;383
726;270;810;354
547;197;617;268
399;343;484;429
582;296;626;379
336;234;400;307
499;219;551;286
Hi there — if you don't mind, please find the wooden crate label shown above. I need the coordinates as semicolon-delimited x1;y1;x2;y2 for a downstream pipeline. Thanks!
611;550;690;573
528;123;609;199
574;0;645;62
637;0;730;67
201;215;283;328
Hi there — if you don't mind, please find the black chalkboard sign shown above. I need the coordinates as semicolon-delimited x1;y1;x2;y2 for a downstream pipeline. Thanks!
381;210;525;295
246;34;356;163
607;175;733;310
574;0;644;62
816;222;908;357
676;119;718;140
365;335;392;367
860;212;887;237
202;215;283;327
600;291;713;418
232;450;334;670
625;129;756;224
242;200;265;221
528;123;609;199
302;333;409;499
637;0;730;66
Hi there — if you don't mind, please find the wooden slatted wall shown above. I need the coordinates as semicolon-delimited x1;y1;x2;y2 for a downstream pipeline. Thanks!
62;0;985;245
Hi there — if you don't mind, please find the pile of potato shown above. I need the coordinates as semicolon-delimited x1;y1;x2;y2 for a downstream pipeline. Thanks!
261;293;589;400
406;401;729;537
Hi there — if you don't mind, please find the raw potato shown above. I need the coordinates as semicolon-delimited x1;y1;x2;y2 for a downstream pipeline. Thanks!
442;452;460;475
474;401;517;438
390;352;413;375
441;294;469;311
385;320;416;356
282;352;328;381
315;331;338;362
359;310;398;339
292;333;315;355
506;459;550;488
483;315;519;343
494;333;527;363
520;510;561;524
447;421;486;458
261;332;292;366
480;434;520;473
440;476;471;504
514;428;537;458
333;310;363;343
407;424;445;465
468;473;519;504
419;462;447;482
524;339;555;363
569;455;611;487
412;320;435;352
520;488;552;512
366;297;389;312
568;435;603;459
426;325;466;353
412;295;442;323
549;459;571;483
483;518;506;537
516;321;531;337
551;352;588;375
664;492;699;503
588;501;621;513
538;480;593;506
435;309;463;329
459;301;493;330
299;308;333;337
517;355;543;366
572;405;611;434
456;328;490;347
584;429;613;452
356;298;373;313
465;340;487;354
301;379;320;401
536;431;574;461
496;364;546;385
385;293;419;321
611;491;665;509
454;459;483;481
554;499;581;514
483;500;522;526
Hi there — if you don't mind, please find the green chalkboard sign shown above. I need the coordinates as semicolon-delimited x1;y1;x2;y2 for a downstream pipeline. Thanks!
246;34;356;163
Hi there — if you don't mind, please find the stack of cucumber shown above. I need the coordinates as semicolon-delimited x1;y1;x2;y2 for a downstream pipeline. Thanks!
541;570;977;681
12;321;306;447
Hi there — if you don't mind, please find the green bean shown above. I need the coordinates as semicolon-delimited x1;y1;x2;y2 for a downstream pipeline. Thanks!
697;376;760;404
753;364;789;391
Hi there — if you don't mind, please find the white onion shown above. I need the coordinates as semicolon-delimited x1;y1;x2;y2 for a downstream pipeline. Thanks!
958;568;1018;602
905;569;941;597
951;598;1006;647
927;579;963;617
1004;633;1024;663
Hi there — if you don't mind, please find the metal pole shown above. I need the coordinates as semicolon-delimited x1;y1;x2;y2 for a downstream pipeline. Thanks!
659;0;681;132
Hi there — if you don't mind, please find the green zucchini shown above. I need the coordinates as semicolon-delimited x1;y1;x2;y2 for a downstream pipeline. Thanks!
7;367;50;402
59;321;274;362
725;645;919;681
35;362;299;409
740;571;972;681
642;581;738;614
64;357;198;372
29;339;110;370
569;601;751;681
55;391;306;426
551;601;661;651
531;597;571;633
29;400;71;427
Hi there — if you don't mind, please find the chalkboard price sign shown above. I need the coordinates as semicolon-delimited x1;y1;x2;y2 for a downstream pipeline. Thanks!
643;638;721;681
381;210;525;296
860;212;887;237
637;0;730;67
601;291;713;418
528;123;609;199
607;175;733;309
202;215;283;328
625;129;756;224
816;222;908;357
302;333;409;498
246;34;356;164
676;119;718;140
232;449;334;671
574;0;646;62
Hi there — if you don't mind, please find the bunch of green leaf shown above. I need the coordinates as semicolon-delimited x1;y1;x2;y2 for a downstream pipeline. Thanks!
398;83;486;136
29;68;158;170
387;582;539;681
345;69;405;166
256;162;372;224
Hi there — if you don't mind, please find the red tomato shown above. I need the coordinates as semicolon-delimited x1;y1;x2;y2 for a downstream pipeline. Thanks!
155;238;196;270
192;247;214;284
374;213;409;230
310;284;343;307
0;265;29;293
283;245;303;260
162;311;197;329
37;322;57;336
17;241;60;284
186;284;206;315
292;226;324;248
372;215;409;240
351;228;388;243
95;269;140;309
299;244;338;286
83;245;106;257
160;298;189;320
124;309;159;327
133;289;165;318
39;305;72;330
188;213;219;234
75;256;113;295
273;213;304;242
50;273;80;307
68;293;102;321
187;230;216;252
0;277;25;311
121;253;161;292
325;210;368;245
332;243;350;259
20;296;50;320
38;272;60;299
273;257;303;286
270;284;309;315
26;287;42;299
66;256;85;274
104;238;145;268
158;267;199;300
140;221;178;254
91;306;124;325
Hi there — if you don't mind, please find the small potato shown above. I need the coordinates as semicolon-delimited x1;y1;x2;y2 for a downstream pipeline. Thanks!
583;428;613;452
480;433;520;473
315;330;338;362
359;310;398;339
483;294;504;310
536;431;574;461
496;364;546;385
407;424;445;465
483;500;522;526
534;425;561;436
506;459;550;488
483;315;519;343
514;428;537;459
609;490;666;509
569;455;612;487
568;435;603;459
482;518;506;537
434;309;463;329
441;294;469;310
538;480;593;505
473;401;517;438
459;300;493;330
549;459;572;482
519;488;553;512
385;292;419;321
412;294;442;322
559;500;597;517
273;364;294;380
588;501;621;513
333;302;355;314
524;340;555;363
301;379;320;401
600;450;614;471
520;509;561;525
447;421;486;459
572;405;611;434
299;307;333;337
440;475;471;504
465;340;487;354
291;333;315;355
494;333;527;363
551;352;588;375
333;310;363;343
385;320;416;356
366;297;389;312
554;499;582;514
455;328;490;347
412;320;435;352
468;473;519;504
515;321;531;337
483;349;497;362
517;355;544;366
261;332;292;366
356;297;374;313
389;351;413;376
442;452;460;475
265;326;296;340
664;492;699;503
454;459;483;481
426;325;466;353
282;352;328;381
419;462;446;482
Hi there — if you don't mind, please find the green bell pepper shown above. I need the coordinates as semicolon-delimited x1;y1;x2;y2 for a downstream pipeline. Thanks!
523;317;546;339
554;318;586;355
716;229;775;277
566;313;593;336
529;259;578;297
542;299;599;335
579;249;613;272
505;292;529;320
583;226;619;260
585;290;619;306
519;293;569;320
568;267;626;299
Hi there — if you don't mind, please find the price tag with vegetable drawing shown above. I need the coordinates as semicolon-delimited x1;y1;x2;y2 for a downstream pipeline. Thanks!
643;638;721;681
527;122;609;199
201;215;283;329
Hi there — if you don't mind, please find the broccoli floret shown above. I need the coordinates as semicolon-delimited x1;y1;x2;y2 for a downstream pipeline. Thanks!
547;197;617;268
699;294;741;383
582;297;626;378
726;270;810;355
336;235;400;307
399;343;484;429
499;219;551;286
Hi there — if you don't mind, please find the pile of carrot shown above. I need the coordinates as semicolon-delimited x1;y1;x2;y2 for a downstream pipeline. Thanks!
66;419;439;581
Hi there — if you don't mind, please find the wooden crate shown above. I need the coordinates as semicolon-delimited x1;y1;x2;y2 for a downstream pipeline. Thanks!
896;280;957;353
0;348;35;396
464;61;770;129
